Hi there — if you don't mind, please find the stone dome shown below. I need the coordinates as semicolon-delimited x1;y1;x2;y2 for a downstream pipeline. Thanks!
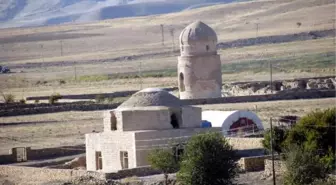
117;88;184;108
180;21;217;44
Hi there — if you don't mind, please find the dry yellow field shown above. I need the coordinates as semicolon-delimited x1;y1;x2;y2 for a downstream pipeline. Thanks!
0;98;334;154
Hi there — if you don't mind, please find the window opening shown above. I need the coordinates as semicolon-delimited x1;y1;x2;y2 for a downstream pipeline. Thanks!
206;45;209;51
120;151;129;169
95;151;103;170
111;112;117;130
170;113;180;129
179;73;185;92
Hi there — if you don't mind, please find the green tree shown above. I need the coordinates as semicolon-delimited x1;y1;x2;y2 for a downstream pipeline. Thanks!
177;132;238;185
262;126;288;155
284;145;329;185
148;148;179;185
284;108;335;167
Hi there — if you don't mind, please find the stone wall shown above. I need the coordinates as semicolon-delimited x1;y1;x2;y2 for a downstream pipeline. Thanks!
1;89;334;117
0;165;104;184
0;165;162;184
264;159;286;177
0;145;85;165
238;155;272;172
0;103;119;117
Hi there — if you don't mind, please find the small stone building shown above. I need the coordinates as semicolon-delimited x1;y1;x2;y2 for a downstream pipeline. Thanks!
178;21;222;99
85;88;218;173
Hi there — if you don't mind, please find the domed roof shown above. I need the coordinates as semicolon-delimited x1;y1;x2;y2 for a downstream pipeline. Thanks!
117;88;184;108
180;21;217;44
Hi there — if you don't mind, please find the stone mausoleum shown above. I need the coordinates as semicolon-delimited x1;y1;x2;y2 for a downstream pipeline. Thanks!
178;21;222;99
85;88;219;173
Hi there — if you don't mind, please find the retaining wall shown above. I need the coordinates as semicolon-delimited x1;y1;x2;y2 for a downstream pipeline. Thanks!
0;165;161;184
0;145;85;165
1;90;335;117
264;159;286;177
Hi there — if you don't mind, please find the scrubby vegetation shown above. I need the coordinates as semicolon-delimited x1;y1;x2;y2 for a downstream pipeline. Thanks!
262;126;288;155
177;132;238;185
148;149;179;185
49;93;62;104
262;108;336;184
2;93;15;104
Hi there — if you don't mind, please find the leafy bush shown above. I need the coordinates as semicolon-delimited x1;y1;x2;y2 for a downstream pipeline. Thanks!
95;95;105;103
262;126;288;155
177;132;238;185
19;99;26;104
49;93;62;104
284;108;335;159
284;145;330;185
148;148;179;185
2;93;15;104
310;177;336;185
34;99;40;104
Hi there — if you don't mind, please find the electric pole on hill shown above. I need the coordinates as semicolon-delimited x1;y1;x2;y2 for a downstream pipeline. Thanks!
160;24;165;46
170;28;175;53
333;19;335;46
270;118;276;185
60;40;63;56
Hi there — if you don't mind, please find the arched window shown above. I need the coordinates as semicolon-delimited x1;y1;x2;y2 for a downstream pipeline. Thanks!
179;73;185;92
206;45;209;51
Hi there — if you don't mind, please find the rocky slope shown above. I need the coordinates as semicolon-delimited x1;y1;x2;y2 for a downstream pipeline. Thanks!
0;0;241;28
223;76;336;96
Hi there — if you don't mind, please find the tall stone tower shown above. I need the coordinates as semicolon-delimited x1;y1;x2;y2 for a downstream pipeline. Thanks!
177;21;222;99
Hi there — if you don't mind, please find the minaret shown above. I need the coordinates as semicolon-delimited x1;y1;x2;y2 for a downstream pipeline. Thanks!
177;21;222;99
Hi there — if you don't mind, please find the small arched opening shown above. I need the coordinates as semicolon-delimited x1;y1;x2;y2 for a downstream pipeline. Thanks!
111;112;117;130
170;113;180;129
179;73;185;92
206;45;209;51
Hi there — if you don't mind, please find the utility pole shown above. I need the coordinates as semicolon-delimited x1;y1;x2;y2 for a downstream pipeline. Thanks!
74;62;77;81
255;22;259;46
270;118;276;185
170;28;175;53
138;61;143;90
270;61;273;93
160;24;165;46
60;40;63;56
40;44;44;63
333;19;335;46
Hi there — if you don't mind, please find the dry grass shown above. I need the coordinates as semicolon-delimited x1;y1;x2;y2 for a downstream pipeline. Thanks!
0;98;334;155
0;111;103;154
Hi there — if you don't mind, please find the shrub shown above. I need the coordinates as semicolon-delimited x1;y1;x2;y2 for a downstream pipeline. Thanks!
34;99;40;104
2;93;15;104
284;108;335;159
177;132;238;185
148;148;179;185
19;99;26;104
262;126;288;155
310;177;336;185
49;93;62;104
284;145;329;185
95;95;105;103
297;22;302;27
59;80;66;85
